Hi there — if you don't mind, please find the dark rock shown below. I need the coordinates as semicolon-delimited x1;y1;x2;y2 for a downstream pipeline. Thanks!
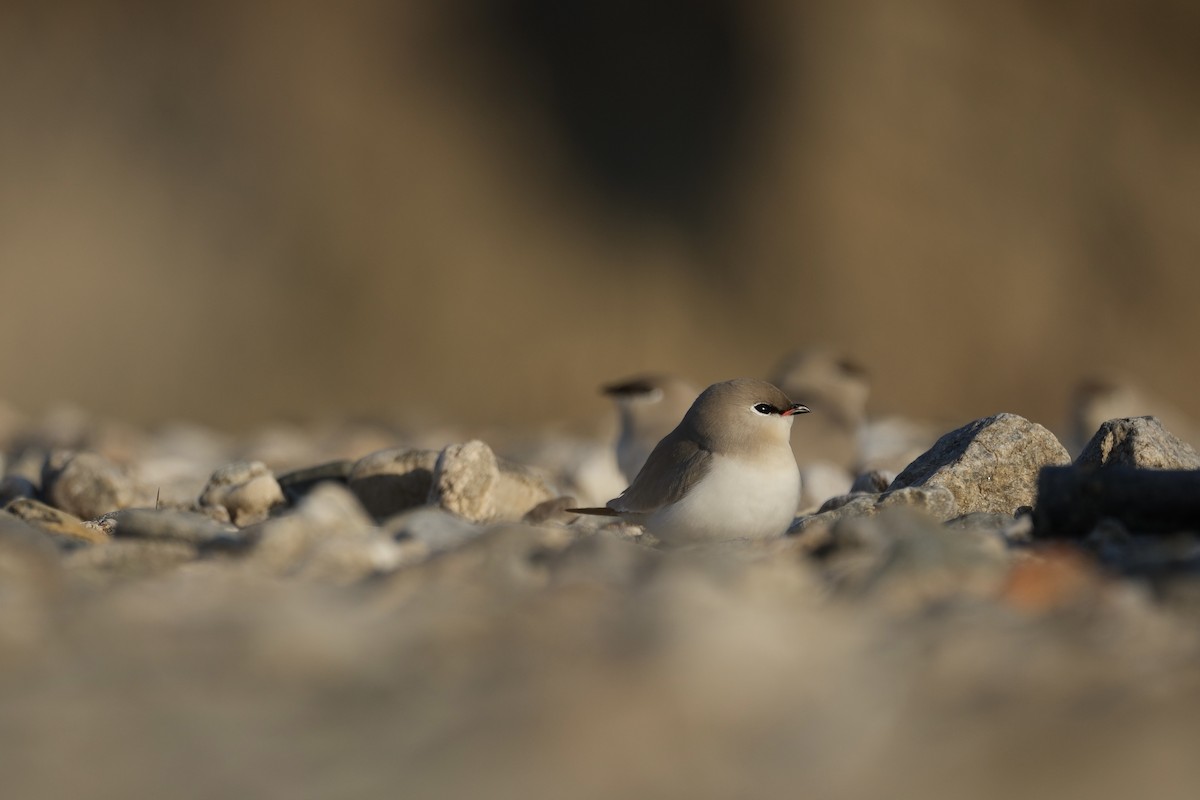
0;475;37;507
1075;416;1200;470
887;413;1070;517
347;448;438;520
277;459;355;505
1034;466;1200;539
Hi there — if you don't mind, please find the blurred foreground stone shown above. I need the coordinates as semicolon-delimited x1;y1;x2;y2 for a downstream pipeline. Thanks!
0;406;1199;800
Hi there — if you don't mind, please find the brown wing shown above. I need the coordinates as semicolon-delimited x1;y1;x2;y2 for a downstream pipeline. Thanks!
607;433;713;516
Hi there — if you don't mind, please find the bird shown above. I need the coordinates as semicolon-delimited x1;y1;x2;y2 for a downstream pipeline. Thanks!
768;346;869;472
571;378;809;545
601;374;699;483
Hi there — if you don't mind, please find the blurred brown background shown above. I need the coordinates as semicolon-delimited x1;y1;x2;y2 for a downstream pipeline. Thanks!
2;0;1197;434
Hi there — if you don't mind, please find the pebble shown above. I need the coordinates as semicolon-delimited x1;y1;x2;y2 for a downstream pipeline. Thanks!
1075;416;1200;470
814;508;1009;608
4;497;109;546
198;461;286;526
428;440;556;523
42;450;138;520
886;413;1070;516
248;482;408;582
63;539;198;583
383;506;483;554
104;508;241;547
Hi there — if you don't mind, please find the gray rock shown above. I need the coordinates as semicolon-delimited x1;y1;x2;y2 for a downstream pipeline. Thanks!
63;539;198;583
876;485;958;519
277;459;355;505
198;461;285;526
1075;416;1200;470
886;413;1070;517
817;509;1009;608
384;506;483;554
105;508;240;547
792;485;958;555
792;494;878;534
248;483;409;581
5;497;108;545
42;450;137;520
347;448;438;520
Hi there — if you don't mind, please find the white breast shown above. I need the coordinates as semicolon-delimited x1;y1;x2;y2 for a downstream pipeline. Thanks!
644;451;800;545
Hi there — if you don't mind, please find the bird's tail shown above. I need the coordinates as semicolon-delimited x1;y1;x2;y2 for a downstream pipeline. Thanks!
564;507;620;517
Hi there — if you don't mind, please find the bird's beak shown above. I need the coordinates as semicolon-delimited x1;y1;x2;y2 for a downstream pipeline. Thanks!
782;404;810;416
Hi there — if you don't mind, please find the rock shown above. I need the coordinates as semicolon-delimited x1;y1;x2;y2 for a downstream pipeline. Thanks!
428;441;498;523
347;448;438;520
248;483;408;581
522;496;580;525
815;509;1009;608
0;475;37;507
372;523;577;607
42;450;137;519
0;514;63;647
63;539;198;583
794;486;956;537
1075;417;1200;470
1034;465;1200;539
277;459;355;505
886;413;1070;517
0;513;62;587
493;460;557;521
1068;377;1199;454
383;506;483;554
198;461;285;526
850;469;893;494
105;508;241;547
876;485;958;518
5;497;108;546
548;529;662;588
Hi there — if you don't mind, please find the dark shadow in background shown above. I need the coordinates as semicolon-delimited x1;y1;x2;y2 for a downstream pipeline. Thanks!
488;0;768;237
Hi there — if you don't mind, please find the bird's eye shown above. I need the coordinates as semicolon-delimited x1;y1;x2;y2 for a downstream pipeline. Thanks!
753;403;775;415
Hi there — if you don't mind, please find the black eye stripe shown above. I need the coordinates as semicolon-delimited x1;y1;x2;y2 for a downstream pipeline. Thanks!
753;403;776;414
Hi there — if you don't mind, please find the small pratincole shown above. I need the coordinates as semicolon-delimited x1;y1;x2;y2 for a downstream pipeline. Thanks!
572;378;809;545
602;374;698;483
